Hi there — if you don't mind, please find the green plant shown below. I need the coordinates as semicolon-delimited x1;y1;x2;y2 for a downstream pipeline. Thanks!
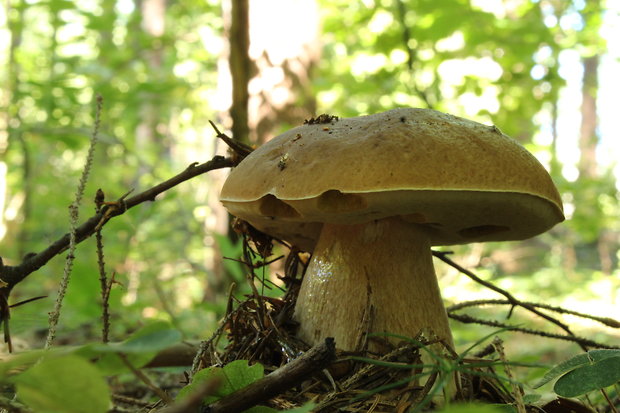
533;349;620;398
348;329;539;412
0;322;182;413
178;360;314;412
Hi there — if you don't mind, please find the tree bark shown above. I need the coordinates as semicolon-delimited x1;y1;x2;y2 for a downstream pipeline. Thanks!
229;0;251;145
578;55;598;180
247;0;320;144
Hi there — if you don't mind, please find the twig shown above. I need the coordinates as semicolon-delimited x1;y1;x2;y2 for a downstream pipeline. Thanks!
95;189;111;343
493;337;526;413
316;341;425;410
209;120;254;163
448;313;619;349
394;0;435;109
0;155;234;291
111;394;152;409
118;352;173;404
190;304;239;378
448;299;620;329
201;338;336;413
153;279;182;332
432;251;583;348
45;94;103;349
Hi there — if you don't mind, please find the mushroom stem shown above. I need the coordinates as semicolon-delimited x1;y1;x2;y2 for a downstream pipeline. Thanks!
293;217;454;352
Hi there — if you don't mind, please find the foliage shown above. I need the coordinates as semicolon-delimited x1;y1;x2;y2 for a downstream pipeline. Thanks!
2;0;235;340
2;0;616;340
316;0;562;139
12;355;110;413
178;360;315;413
348;330;537;411
534;349;620;398
0;322;181;412
178;360;265;410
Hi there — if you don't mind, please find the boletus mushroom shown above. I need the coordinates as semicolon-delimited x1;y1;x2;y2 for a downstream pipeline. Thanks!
220;108;564;353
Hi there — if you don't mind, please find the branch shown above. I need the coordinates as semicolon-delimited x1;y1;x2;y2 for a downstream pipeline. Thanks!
432;251;583;347
0;155;235;291
201;338;336;413
209;120;253;162
448;313;619;349
448;299;620;329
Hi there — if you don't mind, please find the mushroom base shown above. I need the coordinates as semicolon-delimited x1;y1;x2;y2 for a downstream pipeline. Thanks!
293;217;454;352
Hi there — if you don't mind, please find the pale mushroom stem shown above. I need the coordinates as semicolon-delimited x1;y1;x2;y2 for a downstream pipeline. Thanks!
293;216;454;352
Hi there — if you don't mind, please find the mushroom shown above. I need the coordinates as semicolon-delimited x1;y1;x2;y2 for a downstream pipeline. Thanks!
219;108;564;352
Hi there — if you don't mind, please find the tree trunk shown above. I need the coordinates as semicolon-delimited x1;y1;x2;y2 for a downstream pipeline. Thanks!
224;0;320;145
578;55;598;180
229;0;251;146
206;0;321;300
247;0;320;144
577;54;613;275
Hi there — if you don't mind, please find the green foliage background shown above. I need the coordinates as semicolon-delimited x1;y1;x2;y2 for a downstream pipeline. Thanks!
0;0;618;359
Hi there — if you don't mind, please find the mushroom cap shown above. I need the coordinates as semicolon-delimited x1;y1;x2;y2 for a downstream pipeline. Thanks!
220;108;564;251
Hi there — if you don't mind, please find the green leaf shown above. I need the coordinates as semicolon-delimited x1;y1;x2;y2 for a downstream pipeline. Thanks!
533;349;620;388
522;393;541;404
102;321;183;353
554;356;620;397
78;322;182;374
221;359;264;391
0;349;49;379
176;366;222;402
13;355;109;413
177;360;264;404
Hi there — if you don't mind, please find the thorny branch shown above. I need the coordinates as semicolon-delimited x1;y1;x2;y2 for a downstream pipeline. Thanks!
450;313;619;349
434;251;620;350
0;121;242;346
448;299;620;329
0;155;234;290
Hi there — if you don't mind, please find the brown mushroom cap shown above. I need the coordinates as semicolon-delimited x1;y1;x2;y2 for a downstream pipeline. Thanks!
220;108;564;251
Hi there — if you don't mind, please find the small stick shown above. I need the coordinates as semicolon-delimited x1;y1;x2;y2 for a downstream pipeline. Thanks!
209;120;254;161
118;353;172;404
202;338;336;413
